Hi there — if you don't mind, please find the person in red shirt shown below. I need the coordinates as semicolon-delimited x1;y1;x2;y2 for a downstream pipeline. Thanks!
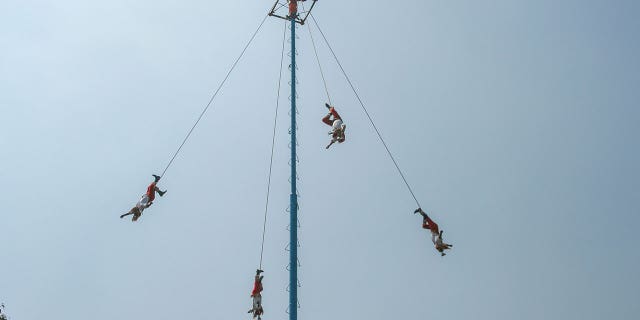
288;0;297;17
120;175;167;221
322;103;346;149
288;0;307;19
248;269;264;319
414;208;452;256
145;174;167;206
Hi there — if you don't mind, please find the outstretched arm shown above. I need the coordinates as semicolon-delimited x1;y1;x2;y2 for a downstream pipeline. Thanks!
120;212;133;218
326;140;335;149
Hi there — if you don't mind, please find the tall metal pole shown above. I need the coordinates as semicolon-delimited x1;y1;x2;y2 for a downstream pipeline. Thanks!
288;10;299;320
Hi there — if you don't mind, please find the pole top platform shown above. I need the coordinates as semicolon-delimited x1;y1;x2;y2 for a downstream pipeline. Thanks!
268;0;318;25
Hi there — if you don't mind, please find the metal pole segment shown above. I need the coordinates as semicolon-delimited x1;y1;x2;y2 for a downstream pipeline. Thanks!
289;10;299;320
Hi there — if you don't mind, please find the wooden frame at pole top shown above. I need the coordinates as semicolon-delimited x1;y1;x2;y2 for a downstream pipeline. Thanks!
268;0;318;25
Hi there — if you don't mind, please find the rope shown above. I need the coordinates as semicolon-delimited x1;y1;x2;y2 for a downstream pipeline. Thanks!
310;14;422;209
159;14;269;179
259;22;287;270
303;3;332;106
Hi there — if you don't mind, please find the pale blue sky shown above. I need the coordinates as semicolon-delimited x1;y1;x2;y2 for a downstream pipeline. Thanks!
1;1;639;319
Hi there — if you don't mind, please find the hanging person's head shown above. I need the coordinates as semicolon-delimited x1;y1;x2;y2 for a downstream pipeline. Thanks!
337;124;346;143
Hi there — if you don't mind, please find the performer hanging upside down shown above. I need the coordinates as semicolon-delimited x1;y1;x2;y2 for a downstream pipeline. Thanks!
120;175;166;222
248;269;265;320
414;208;452;256
322;103;346;149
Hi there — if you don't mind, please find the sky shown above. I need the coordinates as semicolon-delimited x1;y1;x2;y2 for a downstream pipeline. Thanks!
1;0;639;319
